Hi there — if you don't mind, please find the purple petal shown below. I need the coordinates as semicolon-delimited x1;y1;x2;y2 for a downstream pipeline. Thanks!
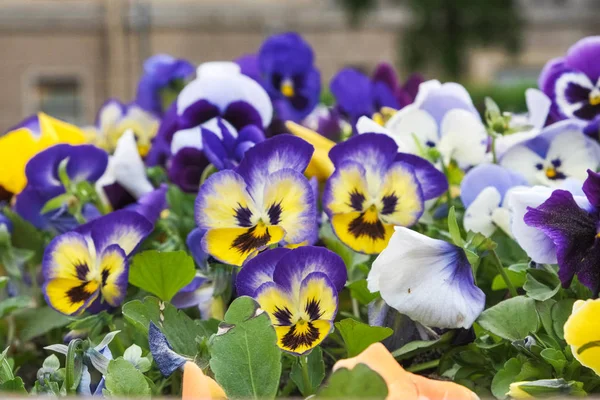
148;322;186;377
186;228;209;270
103;182;137;211
272;246;347;294
179;99;220;130
236;53;263;83
330;68;374;124
201;127;228;170
524;189;599;291
235;134;313;191
460;164;528;208
565;36;600;83
584;116;600;141
0;213;13;234
399;73;425;106
538;57;570;121
372;63;399;92
14;186;54;230
419;84;479;127
582;169;600;208
329;133;398;173
129;184;168;224
259;32;314;78
237;124;266;145
236;247;291;297
394;153;448;201
6;114;40;135
167;147;210;193
223;101;263;132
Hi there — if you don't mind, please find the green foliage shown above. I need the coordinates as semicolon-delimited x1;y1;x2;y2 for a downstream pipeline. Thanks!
477;296;539;341
210;296;282;399
104;358;151;397
129;250;196;302
318;364;388;398
290;347;326;397
335;318;393;357
523;267;561;301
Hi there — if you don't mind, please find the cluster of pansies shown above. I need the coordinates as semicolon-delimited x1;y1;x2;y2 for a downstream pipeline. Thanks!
4;32;600;400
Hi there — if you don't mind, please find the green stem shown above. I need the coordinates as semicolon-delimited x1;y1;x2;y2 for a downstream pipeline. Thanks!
351;298;360;319
491;135;498;164
491;249;518;297
406;359;440;373
300;354;314;396
107;322;126;356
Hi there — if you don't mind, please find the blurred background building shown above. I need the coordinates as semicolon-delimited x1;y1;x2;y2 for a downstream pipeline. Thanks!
0;0;599;132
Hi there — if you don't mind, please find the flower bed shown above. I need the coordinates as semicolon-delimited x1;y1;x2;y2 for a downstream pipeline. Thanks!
1;32;600;399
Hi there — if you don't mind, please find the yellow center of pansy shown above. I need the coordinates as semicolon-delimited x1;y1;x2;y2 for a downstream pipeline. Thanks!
281;79;295;98
590;89;600;106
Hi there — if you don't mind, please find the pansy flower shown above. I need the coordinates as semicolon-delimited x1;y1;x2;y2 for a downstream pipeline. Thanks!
524;170;600;294
460;164;527;237
194;135;316;266
248;32;321;122
42;210;153;315
383;80;487;168
500;120;599;186
87;99;159;157
0;113;86;195
367;227;485;329
323;133;447;254
563;299;600;375
147;62;272;168
236;247;347;355
14;144;108;233
135;54;195;116
539;36;600;121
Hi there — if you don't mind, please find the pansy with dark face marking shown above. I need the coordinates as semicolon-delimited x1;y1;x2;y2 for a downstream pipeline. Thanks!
524;170;600;295
194;135;317;266
42;210;153;315
323;133;447;254
236;247;346;355
540;36;600;121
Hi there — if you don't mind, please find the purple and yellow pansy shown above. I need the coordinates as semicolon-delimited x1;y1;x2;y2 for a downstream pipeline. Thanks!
194;135;317;266
236;246;346;355
42;210;153;315
323;133;447;254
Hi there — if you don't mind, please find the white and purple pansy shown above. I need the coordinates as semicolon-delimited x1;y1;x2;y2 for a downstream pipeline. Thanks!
500;120;599;186
194;135;317;266
42;210;153;316
460;164;528;237
14;144;108;233
383;80;488;168
367;226;485;329
322;133;447;254
540;36;600;122
236;246;347;355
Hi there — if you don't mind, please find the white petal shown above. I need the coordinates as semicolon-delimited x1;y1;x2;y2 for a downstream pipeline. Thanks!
201;117;239;139
411;79;442;107
545;131;599;182
500;145;545;185
491;207;512;238
495;129;542;158
505;186;557;264
438;109;487;168
177;61;273;128
356;116;389;135
525;88;551;130
385;108;438;155
98;102;123;133
112;130;154;198
368;227;485;329
464;186;501;237
170;126;202;154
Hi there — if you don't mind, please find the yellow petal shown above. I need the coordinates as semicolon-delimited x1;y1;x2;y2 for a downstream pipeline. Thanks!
38;112;86;145
564;298;600;375
182;361;226;400
506;382;534;399
285;121;334;182
331;211;394;255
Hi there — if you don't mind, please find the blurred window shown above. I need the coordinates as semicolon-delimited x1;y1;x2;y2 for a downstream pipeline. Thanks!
35;77;82;125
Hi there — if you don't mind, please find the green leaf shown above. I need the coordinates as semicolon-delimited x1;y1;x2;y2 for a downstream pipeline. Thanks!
491;263;528;290
0;277;8;291
540;348;567;375
0;377;27;394
104;358;151;397
122;297;218;357
335;318;393;357
552;299;576;341
40;193;75;214
0;296;30;318
477;296;539;341
491;358;521;399
210;296;282;399
290;347;325;397
3;208;45;263
129;250;195;302
318;364;388;398
320;223;369;271
447;206;464;247
513;378;586;397
16;307;72;341
0;348;14;383
535;299;557;340
347;279;380;305
392;331;455;360
523;268;561;301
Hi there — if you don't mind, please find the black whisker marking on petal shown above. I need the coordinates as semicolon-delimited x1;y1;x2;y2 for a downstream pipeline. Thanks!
231;226;272;254
381;193;398;215
347;189;366;212
305;298;323;321
74;262;90;281
273;306;293;325
281;322;321;351
348;213;386;240
66;282;95;304
234;203;254;227
101;269;110;287
267;202;283;225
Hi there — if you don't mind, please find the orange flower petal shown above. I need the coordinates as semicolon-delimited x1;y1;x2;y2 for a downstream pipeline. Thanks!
182;361;226;400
